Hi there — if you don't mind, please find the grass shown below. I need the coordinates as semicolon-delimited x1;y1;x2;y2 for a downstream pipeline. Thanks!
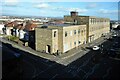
0;34;5;36
6;36;19;42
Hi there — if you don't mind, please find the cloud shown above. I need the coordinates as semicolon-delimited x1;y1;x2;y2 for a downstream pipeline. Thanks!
4;0;18;6
98;9;118;14
86;3;97;9
68;8;88;13
34;3;50;9
33;3;87;13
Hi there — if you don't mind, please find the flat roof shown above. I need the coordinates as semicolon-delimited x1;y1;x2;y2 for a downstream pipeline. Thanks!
64;15;110;19
42;23;85;27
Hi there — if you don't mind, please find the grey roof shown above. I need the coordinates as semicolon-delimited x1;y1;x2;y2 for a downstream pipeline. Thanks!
42;23;81;27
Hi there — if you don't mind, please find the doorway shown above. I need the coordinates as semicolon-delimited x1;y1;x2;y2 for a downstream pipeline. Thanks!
46;45;51;53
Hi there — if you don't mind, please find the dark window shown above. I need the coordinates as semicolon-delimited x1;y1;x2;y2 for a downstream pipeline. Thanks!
81;30;83;35
78;29;80;34
74;41;76;45
65;31;67;37
74;30;76;34
54;31;56;37
78;41;81;44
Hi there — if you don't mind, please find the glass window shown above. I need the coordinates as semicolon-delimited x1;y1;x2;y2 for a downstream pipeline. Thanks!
65;31;67;37
74;30;76;34
70;31;72;36
74;41;76;45
54;31;56;37
78;29;80;34
81;30;83;35
78;41;81;44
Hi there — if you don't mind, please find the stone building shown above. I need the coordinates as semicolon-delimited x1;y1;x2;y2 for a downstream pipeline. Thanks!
64;11;110;43
35;24;87;54
35;11;110;54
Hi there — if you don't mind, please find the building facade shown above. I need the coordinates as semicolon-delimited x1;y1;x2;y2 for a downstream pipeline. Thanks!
35;24;87;54
64;11;110;43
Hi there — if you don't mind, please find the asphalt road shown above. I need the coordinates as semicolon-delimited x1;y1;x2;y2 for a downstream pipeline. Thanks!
2;30;120;80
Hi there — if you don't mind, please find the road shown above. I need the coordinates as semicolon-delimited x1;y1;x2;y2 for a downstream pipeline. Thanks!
2;30;120;80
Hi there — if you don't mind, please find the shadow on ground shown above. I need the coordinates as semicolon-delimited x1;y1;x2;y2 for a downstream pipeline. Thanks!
2;39;120;80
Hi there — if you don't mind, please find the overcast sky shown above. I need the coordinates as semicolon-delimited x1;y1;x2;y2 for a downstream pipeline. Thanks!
1;0;119;20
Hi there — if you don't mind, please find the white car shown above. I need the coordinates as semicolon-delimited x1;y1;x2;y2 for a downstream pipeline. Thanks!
93;46;100;50
113;34;117;37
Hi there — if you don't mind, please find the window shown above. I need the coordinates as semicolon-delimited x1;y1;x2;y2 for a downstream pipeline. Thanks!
91;18;93;24
54;31;56;37
78;29;80;34
65;31;67;37
89;19;92;24
78;41;81;44
74;41;76;45
74;30;76;34
70;31;72;36
81;30;83;35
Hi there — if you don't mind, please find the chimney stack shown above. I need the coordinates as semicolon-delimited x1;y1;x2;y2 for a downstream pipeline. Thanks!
70;11;78;17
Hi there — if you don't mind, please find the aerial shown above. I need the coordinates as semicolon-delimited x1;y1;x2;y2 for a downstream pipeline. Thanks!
1;0;120;80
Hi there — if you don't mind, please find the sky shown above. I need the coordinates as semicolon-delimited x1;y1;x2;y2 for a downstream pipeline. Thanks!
1;0;119;20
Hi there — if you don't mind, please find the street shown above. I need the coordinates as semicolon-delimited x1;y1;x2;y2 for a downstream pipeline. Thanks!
2;30;120;80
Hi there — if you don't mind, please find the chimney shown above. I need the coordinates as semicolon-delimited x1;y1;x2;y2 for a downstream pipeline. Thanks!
70;11;78;17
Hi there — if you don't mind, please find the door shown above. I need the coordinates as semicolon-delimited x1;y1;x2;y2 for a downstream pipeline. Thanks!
46;45;51;53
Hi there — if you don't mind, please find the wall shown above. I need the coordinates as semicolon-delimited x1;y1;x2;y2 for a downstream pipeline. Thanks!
35;28;58;54
62;25;87;53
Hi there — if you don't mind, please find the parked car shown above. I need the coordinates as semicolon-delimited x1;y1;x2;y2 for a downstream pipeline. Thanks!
112;34;117;37
86;46;93;50
92;46;100;51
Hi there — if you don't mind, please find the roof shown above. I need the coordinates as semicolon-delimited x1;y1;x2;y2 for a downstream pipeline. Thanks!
5;22;14;27
25;23;37;31
41;23;86;28
43;23;72;27
64;15;110;19
14;24;25;30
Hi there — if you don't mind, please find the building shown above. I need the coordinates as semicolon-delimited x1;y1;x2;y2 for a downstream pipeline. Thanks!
36;11;110;54
64;11;110;43
35;24;87;54
0;24;4;34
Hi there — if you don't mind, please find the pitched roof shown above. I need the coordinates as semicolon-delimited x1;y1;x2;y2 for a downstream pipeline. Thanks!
5;22;14;27
14;24;24;30
25;23;37;31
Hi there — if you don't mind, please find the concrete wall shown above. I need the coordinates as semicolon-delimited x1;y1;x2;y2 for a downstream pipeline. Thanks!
35;28;58;54
64;15;110;43
47;25;87;53
62;25;86;53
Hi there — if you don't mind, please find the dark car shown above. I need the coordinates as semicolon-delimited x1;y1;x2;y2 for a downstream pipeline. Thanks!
86;46;93;50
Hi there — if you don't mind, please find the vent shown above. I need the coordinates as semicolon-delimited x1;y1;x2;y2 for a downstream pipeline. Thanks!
41;26;48;28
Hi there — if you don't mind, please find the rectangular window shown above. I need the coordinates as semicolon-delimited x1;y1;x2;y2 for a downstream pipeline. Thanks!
70;31;72;36
74;30;76;34
74;41;76;45
78;41;81;44
78;29;80;34
81;30;83;35
54;31;56;37
65;31;67;37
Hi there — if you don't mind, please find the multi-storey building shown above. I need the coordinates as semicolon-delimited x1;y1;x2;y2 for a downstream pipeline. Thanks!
35;11;110;54
64;11;110;42
35;24;87;54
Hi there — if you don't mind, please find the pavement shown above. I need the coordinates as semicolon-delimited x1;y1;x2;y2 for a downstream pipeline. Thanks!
2;30;120;80
0;32;112;65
